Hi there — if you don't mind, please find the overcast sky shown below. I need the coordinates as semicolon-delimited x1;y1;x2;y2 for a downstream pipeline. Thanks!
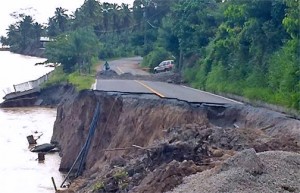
0;0;134;37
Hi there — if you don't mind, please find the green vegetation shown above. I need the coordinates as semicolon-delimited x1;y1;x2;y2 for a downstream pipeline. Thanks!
112;169;129;190
45;27;100;74
90;169;129;192
67;71;95;90
43;66;68;87
1;0;299;111
142;47;172;72
92;181;105;192
113;169;128;180
44;60;100;91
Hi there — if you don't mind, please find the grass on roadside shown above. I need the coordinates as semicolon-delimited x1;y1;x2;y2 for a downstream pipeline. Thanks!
43;60;102;91
68;71;95;90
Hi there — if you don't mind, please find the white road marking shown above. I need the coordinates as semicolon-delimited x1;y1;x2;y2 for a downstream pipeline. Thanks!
181;85;243;104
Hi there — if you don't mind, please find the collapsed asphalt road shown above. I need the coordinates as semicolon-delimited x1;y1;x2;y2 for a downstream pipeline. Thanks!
53;89;300;193
52;58;300;193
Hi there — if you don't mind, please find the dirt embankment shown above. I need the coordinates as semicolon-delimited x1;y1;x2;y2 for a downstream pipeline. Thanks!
52;90;300;193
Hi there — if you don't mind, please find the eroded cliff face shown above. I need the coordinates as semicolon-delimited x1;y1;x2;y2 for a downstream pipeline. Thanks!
52;90;300;193
51;90;210;172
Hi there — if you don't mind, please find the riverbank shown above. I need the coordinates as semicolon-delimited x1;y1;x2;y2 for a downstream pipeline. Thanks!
0;83;76;108
8;47;45;58
0;47;10;51
51;89;300;193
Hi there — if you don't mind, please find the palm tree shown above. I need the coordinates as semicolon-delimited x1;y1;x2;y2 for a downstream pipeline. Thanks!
102;2;112;31
47;7;69;37
132;0;144;31
111;3;121;32
19;15;35;50
72;0;102;30
55;7;69;32
120;3;133;29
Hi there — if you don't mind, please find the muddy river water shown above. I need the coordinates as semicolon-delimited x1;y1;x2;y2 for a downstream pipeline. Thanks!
0;51;64;193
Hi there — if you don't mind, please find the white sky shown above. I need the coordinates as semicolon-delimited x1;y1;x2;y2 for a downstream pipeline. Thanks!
0;0;134;37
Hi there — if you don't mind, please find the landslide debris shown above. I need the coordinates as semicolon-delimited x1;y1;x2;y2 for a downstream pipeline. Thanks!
167;149;300;193
97;69;184;84
52;90;300;193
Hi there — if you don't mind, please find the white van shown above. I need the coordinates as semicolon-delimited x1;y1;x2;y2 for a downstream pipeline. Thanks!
153;60;174;73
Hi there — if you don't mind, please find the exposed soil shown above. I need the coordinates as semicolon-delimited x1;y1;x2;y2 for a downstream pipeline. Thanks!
51;89;300;193
38;83;76;107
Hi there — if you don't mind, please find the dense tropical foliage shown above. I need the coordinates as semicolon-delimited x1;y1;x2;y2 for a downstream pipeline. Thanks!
1;0;299;110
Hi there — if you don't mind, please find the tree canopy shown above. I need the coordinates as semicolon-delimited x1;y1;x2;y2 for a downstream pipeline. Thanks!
45;27;100;73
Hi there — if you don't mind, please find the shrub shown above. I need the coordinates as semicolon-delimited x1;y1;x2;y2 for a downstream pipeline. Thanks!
42;66;68;87
142;47;172;72
92;181;104;192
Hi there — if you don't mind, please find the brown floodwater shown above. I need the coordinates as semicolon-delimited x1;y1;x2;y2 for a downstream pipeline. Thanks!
0;106;64;193
0;51;63;192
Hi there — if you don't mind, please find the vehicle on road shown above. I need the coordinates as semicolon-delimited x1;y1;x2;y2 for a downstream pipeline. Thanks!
153;60;174;73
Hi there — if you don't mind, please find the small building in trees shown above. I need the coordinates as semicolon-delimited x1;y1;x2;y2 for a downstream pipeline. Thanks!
40;37;52;49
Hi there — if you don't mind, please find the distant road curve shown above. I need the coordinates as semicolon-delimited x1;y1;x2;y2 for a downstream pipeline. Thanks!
96;57;242;105
104;56;147;75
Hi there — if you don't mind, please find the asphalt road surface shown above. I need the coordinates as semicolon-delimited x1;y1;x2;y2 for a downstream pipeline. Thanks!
96;57;242;105
95;79;241;104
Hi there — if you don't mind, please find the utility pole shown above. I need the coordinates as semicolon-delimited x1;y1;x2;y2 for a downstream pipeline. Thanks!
142;0;158;54
179;48;183;71
143;10;147;49
178;38;183;71
143;1;147;52
143;0;152;52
